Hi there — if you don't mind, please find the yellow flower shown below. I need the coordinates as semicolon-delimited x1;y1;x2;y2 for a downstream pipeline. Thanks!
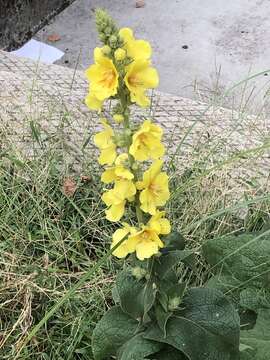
85;48;119;110
102;190;126;222
111;223;137;258
94;119;117;165
129;120;164;161
148;210;171;235
101;153;133;183
102;175;136;222
136;160;170;215
124;59;159;107
128;225;164;260
119;27;151;60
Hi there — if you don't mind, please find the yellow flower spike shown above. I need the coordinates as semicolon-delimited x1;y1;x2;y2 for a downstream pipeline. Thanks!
111;223;137;258
119;27;152;60
148;210;171;235
127;225;164;260
129;119;165;161
85;47;119;110
124;59;159;107
113;114;124;123
136;160;170;215
101;153;134;183
94;119;117;165
114;48;126;61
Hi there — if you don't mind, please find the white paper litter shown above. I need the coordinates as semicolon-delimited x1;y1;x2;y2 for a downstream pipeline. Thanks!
11;39;64;64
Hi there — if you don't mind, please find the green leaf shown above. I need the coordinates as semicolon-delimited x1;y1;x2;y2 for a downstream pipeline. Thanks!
154;250;194;280
241;309;270;360
145;288;240;360
240;288;270;312
163;231;186;251
92;306;138;360
206;274;241;306
203;232;270;289
152;346;187;359
155;303;172;336
118;333;162;360
116;268;156;320
112;284;120;304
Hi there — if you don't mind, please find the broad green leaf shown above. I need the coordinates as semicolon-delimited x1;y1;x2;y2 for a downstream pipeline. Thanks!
203;232;270;289
154;250;194;280
206;274;240;306
116;268;156;320
112;284;120;304
145;288;240;360
155;303;172;336
118;333;162;360
240;351;255;360
240;288;270;312
152;346;187;359
162;231;186;251
92;306;138;360
241;309;270;360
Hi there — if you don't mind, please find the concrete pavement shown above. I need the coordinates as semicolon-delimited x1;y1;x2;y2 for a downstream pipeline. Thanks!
34;0;270;107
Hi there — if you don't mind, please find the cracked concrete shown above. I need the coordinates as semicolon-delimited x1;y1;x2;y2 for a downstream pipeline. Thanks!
33;0;270;107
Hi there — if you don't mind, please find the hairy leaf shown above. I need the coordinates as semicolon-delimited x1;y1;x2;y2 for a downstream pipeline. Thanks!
241;309;270;360
203;232;270;289
118;333;162;360
154;250;194;280
240;288;270;312
92;306;138;360
162;231;186;251
116;268;156;320
152;346;187;359
145;288;240;360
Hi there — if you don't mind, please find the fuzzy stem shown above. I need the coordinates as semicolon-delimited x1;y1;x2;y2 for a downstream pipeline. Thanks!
119;92;145;226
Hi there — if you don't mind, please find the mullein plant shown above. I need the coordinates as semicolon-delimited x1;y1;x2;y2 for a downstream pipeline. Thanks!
85;10;241;360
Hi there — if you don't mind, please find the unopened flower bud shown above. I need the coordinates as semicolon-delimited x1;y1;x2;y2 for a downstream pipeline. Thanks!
145;273;150;280
113;114;124;123
109;35;118;47
132;163;139;171
99;33;107;42
124;129;132;136
168;296;181;311
132;266;147;280
114;48;126;61
101;45;111;55
105;26;112;36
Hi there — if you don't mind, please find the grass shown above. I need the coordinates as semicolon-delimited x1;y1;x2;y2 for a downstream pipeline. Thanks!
1;68;270;359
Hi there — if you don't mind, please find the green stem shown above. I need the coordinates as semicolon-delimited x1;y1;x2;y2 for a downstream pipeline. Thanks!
119;90;145;226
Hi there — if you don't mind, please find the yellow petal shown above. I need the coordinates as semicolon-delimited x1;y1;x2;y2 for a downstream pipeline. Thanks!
136;240;159;260
85;93;103;110
101;168;116;183
111;228;130;258
119;27;134;42
128;39;152;60
106;202;125;222
98;146;117;165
